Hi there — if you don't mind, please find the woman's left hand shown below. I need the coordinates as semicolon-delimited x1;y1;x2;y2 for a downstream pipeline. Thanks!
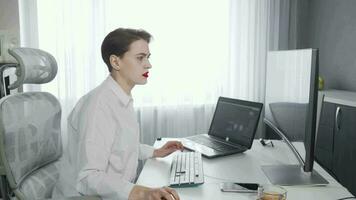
153;141;184;158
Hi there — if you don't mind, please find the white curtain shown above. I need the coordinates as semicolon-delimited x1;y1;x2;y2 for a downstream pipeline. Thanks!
18;0;291;145
229;0;269;101
228;0;286;137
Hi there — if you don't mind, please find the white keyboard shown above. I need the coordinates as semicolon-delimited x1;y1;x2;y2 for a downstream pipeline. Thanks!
169;152;204;187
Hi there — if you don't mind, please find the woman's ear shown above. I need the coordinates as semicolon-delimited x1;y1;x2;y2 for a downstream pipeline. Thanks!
110;55;120;71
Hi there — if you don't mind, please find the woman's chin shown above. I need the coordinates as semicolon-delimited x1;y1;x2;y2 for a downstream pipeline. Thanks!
136;80;148;85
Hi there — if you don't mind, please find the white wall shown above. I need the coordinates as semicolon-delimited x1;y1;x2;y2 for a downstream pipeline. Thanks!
0;0;20;33
0;0;20;62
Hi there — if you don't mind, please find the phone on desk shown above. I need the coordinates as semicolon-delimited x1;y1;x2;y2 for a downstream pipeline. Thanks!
220;182;259;193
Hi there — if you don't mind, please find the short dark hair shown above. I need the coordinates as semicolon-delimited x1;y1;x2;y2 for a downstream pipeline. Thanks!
101;28;152;72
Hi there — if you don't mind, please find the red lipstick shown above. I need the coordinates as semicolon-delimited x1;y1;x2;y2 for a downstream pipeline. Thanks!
143;72;149;78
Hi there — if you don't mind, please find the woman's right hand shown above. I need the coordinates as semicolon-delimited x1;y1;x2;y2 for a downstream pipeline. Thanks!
146;186;179;200
129;185;180;200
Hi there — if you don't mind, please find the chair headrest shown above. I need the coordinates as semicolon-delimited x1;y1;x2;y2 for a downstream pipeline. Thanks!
7;48;58;90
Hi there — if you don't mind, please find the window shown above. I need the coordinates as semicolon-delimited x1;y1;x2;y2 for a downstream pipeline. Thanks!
36;0;229;107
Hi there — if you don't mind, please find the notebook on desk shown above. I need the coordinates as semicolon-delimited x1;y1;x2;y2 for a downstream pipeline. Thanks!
182;97;263;158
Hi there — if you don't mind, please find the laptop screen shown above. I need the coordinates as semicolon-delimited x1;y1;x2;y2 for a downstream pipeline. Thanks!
209;97;262;148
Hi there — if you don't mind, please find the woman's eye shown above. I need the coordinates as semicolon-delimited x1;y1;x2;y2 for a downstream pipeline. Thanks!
137;56;144;61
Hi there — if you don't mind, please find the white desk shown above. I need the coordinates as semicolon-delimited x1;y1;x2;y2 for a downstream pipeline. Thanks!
137;139;353;200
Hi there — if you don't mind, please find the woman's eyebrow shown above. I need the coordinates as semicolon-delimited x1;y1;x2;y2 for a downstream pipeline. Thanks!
135;53;151;57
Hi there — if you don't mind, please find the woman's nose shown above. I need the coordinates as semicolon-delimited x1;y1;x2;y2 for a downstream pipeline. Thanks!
145;60;152;69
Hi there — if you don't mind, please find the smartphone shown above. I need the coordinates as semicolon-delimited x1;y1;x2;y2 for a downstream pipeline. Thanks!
220;182;259;193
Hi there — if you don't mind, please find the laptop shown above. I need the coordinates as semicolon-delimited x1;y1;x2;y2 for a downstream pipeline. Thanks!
182;97;263;158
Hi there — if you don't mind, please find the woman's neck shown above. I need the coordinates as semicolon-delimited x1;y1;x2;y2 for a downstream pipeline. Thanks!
110;73;133;95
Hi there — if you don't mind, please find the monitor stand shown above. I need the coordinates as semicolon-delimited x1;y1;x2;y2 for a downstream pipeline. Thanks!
261;165;328;186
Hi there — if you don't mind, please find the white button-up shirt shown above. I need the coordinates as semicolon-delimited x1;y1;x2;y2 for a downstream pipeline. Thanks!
53;76;154;200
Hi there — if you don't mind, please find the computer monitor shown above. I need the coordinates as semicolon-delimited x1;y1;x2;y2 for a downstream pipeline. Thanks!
262;49;328;185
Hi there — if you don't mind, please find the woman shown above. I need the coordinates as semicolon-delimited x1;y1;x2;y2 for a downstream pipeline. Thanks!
54;28;183;200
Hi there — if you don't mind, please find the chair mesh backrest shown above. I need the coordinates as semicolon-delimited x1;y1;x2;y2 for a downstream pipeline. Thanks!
0;92;62;198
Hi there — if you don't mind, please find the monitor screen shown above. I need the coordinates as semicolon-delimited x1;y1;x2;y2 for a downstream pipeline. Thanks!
264;49;318;172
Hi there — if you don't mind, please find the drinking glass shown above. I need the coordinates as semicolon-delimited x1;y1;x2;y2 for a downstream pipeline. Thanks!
257;185;287;200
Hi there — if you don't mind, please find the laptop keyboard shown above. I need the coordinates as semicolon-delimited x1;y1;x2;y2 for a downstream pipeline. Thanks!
188;136;239;151
169;152;204;187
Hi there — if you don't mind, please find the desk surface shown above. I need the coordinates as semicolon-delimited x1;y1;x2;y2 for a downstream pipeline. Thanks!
137;139;353;200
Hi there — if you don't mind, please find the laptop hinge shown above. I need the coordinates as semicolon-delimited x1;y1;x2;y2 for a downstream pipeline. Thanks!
208;135;245;149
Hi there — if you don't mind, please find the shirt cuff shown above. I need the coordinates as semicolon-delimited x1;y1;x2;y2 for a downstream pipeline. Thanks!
96;177;135;199
120;181;135;199
139;144;155;160
77;172;136;200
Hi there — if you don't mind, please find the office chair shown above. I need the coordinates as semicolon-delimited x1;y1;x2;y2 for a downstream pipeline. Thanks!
0;48;99;200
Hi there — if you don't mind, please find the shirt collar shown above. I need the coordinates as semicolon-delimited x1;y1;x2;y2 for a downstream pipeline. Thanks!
105;75;133;107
